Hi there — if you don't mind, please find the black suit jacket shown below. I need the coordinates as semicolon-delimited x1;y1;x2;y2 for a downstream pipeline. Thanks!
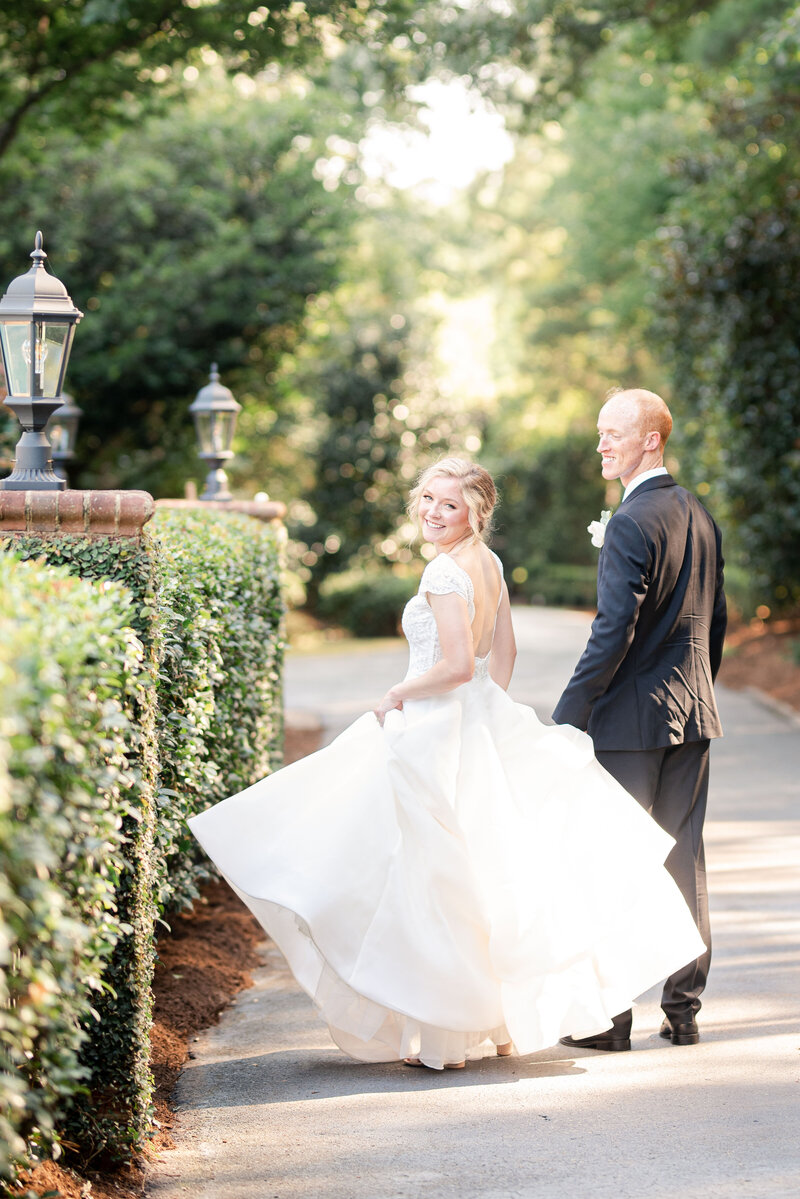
552;475;726;750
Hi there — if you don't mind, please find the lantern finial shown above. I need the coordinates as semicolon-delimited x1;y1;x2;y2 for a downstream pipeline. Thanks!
31;231;46;267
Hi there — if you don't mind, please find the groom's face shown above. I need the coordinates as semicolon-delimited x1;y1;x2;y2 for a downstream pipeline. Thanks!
596;398;651;487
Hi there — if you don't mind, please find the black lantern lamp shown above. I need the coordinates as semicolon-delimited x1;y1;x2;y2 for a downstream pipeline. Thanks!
189;363;241;501
45;391;83;482
0;231;83;491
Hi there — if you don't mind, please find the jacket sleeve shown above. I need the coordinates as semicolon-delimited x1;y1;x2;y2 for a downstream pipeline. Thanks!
551;513;651;729
709;526;727;681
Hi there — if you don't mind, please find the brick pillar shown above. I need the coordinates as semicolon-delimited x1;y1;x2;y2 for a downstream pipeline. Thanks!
0;489;155;539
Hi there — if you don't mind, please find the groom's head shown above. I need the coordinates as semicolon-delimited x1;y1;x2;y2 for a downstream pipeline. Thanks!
596;388;672;487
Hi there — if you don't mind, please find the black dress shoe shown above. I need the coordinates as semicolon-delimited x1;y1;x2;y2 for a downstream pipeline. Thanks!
560;1029;631;1052
659;1015;699;1046
561;1009;634;1052
560;1009;632;1052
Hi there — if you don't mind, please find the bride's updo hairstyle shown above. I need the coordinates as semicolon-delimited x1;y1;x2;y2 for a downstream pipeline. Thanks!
408;457;497;543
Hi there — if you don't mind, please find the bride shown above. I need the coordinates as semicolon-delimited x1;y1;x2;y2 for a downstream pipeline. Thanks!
189;457;705;1070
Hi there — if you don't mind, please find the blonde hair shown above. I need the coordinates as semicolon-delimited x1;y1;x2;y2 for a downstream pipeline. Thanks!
604;387;673;448
407;456;497;542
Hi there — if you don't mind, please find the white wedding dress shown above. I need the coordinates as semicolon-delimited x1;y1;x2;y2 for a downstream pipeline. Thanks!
189;552;705;1069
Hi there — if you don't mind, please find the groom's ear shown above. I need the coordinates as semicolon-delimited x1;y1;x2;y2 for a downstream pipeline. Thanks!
644;430;662;451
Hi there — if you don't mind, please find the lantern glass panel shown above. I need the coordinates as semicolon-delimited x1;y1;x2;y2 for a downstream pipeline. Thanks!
38;321;72;398
0;319;73;399
195;410;236;455
0;320;31;396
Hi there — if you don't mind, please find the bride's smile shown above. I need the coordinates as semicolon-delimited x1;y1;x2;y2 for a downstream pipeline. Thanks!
418;477;473;551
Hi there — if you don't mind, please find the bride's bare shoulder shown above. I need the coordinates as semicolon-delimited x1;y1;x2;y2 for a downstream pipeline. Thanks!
454;543;499;587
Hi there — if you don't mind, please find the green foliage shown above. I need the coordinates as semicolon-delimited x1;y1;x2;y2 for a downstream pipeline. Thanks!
511;562;600;609
260;197;484;599
0;555;147;1178
291;304;457;601
458;0;799;616
5;536;160;1167
0;1;429;164
0;80;357;496
721;563;771;623
151;508;285;911
1;509;284;1176
317;567;418;637
490;433;609;576
650;4;800;609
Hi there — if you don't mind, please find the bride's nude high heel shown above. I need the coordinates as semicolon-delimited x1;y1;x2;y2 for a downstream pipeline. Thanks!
403;1038;512;1067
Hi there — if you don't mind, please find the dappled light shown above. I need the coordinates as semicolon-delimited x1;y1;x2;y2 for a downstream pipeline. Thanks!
2;3;800;1194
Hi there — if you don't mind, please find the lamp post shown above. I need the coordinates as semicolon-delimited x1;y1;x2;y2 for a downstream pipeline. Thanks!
189;363;241;501
0;232;83;491
45;391;83;483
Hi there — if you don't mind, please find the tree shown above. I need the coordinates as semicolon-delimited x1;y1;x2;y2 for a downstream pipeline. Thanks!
253;197;483;599
0;76;357;494
651;5;800;608
0;1;429;165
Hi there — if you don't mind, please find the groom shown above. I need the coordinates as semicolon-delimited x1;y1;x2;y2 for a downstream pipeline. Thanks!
553;387;726;1051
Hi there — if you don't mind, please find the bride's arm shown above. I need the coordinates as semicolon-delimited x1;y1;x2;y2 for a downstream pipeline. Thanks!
374;592;473;725
489;585;516;690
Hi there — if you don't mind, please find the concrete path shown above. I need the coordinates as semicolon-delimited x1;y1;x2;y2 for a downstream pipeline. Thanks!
147;608;800;1199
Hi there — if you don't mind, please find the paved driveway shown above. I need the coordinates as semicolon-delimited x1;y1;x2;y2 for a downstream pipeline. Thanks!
147;607;800;1199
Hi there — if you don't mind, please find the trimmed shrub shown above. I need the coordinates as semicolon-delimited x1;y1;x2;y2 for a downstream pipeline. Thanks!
150;508;285;912
510;561;599;610
0;556;148;1179
1;507;285;1174
317;568;418;638
4;536;160;1167
491;435;609;573
721;563;766;623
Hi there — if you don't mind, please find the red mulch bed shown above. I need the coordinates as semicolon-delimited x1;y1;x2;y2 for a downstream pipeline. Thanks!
718;616;800;712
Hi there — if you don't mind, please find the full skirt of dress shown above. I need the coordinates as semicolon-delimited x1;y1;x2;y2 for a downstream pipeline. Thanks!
189;676;706;1069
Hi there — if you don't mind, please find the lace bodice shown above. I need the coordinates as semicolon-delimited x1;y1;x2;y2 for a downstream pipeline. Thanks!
401;551;502;682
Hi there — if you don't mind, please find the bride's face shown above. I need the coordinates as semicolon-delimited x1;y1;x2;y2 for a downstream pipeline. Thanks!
418;476;472;551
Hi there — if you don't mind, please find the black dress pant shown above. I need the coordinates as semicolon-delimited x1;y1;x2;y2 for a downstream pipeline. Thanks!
595;739;711;1021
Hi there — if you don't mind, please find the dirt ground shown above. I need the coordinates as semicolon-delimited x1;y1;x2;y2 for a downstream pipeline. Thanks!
12;621;800;1198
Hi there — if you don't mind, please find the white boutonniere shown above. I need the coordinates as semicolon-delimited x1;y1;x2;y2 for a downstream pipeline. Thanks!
587;509;613;548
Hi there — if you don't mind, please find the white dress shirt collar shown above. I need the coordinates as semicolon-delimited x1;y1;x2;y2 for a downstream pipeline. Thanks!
622;466;669;501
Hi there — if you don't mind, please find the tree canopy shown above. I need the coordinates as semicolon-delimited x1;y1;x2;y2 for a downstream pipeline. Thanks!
1;0;798;612
0;1;427;162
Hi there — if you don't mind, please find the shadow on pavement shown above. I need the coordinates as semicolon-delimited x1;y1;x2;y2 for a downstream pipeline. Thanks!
180;1051;588;1107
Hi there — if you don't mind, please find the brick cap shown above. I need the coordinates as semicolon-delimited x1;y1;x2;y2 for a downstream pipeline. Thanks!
0;490;155;538
156;498;286;523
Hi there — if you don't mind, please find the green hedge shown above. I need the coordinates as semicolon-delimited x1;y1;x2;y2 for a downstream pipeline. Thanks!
0;555;149;1179
3;536;161;1171
0;507;284;1179
315;557;599;639
151;508;284;912
510;561;599;610
317;568;418;638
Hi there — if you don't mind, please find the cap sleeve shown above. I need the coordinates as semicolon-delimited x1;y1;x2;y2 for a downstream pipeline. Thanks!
419;554;474;608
